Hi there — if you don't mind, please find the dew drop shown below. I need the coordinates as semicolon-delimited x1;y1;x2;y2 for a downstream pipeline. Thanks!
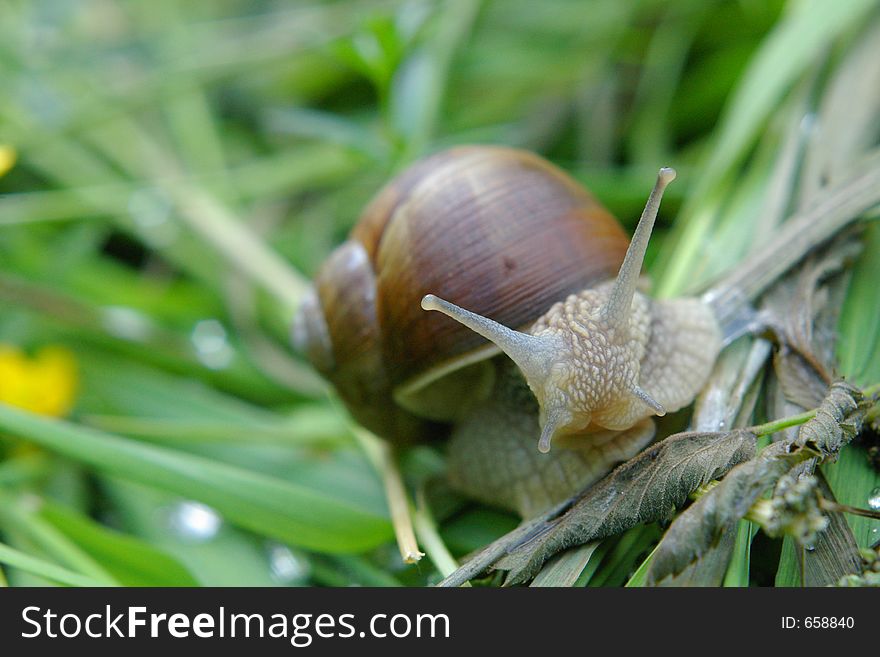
191;319;234;370
266;543;310;584
128;188;178;248
102;306;153;341
167;501;222;542
867;486;880;511
799;112;818;136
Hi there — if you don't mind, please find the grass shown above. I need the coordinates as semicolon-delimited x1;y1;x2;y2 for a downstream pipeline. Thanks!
0;0;878;587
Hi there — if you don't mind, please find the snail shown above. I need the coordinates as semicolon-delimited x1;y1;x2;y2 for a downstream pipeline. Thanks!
292;145;723;517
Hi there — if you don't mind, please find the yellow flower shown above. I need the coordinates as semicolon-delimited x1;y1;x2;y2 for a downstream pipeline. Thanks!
0;345;78;417
0;145;16;177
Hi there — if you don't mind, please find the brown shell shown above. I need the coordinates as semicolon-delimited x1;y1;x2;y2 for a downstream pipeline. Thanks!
297;241;441;443
298;145;629;442
365;146;628;385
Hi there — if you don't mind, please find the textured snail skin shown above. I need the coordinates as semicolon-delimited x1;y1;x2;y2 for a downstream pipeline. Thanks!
447;359;659;517
528;282;721;439
430;283;721;516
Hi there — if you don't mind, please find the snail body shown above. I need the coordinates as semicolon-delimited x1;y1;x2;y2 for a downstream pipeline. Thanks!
294;146;721;516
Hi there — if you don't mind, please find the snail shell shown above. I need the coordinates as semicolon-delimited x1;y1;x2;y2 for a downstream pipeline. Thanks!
292;145;629;443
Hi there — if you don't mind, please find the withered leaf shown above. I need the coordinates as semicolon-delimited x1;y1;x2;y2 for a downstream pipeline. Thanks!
652;526;738;587
439;429;756;586
439;383;865;587
494;429;756;585
773;349;829;410
646;441;814;586
775;473;863;587
649;381;864;586
794;380;863;456
765;235;861;408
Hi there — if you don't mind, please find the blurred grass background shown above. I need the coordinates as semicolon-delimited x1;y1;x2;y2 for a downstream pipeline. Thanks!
0;0;877;587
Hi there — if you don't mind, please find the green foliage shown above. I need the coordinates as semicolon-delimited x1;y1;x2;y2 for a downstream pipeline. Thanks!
0;0;877;587
0;404;393;554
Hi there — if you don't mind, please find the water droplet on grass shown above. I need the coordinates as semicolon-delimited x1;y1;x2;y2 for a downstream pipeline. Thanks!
191;319;234;369
267;543;310;584
167;500;222;542
867;487;880;511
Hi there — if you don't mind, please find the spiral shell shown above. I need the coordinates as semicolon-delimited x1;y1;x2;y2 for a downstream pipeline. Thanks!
293;145;628;442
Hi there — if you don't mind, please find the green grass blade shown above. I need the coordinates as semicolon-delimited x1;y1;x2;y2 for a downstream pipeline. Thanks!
0;541;109;587
0;403;392;553
390;0;481;163
530;543;600;587
624;543;658;587
38;501;200;586
830;222;880;547
722;520;753;587
589;524;661;587
823;446;880;548
0;491;119;585
102;478;282;587
656;0;877;296
573;540;614;587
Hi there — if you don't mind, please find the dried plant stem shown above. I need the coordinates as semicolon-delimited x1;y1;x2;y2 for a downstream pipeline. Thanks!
691;481;880;528
166;182;311;311
93;114;314;314
437;511;558;587
352;428;424;564
412;489;466;581
819;498;880;521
